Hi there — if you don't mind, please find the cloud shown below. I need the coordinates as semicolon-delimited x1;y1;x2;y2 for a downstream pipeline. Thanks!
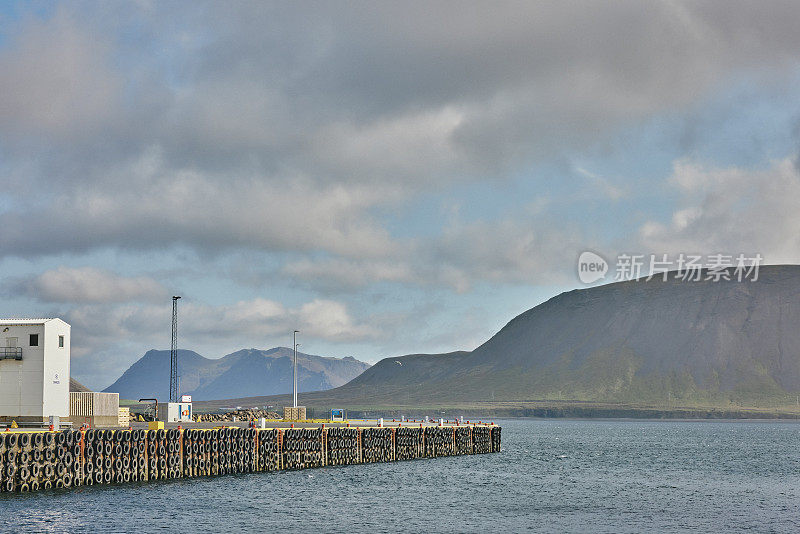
427;216;584;291
3;2;800;265
6;2;800;386
297;299;379;341
66;296;377;359
282;258;413;290
639;157;800;263
281;211;583;293
65;295;379;388
0;148;401;260
7;267;167;303
574;167;626;201
177;297;378;343
0;8;119;138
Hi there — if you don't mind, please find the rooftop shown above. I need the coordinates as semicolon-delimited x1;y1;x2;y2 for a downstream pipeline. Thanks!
0;318;65;325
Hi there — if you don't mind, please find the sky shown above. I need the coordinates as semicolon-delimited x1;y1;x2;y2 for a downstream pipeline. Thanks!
2;1;800;390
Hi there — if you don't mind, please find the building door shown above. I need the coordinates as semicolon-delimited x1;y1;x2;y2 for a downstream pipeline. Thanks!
6;337;17;347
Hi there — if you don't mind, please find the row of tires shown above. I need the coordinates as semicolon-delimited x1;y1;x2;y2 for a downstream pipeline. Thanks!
326;427;359;466
425;427;457;457
181;427;265;477
0;425;500;493
361;428;394;464
283;428;324;470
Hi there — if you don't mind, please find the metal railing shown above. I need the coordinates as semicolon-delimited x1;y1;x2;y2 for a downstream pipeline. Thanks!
0;347;22;360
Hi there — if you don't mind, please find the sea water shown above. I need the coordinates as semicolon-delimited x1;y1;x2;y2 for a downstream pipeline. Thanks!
1;419;798;533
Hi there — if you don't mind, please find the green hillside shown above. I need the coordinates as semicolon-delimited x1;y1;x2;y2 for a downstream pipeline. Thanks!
197;266;800;418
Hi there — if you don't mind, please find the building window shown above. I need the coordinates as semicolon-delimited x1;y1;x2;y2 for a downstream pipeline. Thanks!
30;334;38;347
58;335;64;348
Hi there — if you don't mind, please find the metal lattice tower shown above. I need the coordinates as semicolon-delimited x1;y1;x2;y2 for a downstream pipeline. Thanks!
170;296;181;403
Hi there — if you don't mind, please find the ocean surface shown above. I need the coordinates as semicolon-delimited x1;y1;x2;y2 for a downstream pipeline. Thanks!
1;419;799;533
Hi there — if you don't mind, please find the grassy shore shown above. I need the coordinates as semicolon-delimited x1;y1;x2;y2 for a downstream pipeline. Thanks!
191;397;800;420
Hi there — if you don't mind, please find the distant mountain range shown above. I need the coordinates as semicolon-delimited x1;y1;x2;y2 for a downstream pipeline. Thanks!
103;348;370;401
201;266;800;415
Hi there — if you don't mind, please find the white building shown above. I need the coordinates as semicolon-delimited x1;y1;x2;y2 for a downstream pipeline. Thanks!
157;396;193;422
0;318;70;421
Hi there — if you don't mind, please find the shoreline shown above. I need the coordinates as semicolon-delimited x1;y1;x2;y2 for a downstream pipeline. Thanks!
188;398;800;422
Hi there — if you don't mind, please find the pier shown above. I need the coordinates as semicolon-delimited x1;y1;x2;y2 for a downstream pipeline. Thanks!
0;422;501;493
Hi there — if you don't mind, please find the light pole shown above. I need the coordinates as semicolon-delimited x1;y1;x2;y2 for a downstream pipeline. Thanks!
294;343;301;407
292;330;299;407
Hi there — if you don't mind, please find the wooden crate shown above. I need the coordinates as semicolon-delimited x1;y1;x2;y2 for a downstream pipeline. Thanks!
283;406;306;421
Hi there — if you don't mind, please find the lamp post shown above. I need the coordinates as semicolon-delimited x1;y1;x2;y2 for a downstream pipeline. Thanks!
294;343;301;408
292;330;299;408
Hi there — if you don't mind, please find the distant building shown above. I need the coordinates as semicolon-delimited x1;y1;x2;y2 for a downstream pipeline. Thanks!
0;318;71;422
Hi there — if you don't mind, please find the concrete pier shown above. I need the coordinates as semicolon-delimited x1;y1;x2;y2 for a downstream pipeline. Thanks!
0;422;501;493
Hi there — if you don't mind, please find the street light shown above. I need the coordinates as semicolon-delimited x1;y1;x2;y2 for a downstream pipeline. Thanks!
294;343;301;407
292;330;299;408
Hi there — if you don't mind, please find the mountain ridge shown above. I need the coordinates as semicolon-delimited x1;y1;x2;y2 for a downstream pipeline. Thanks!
198;265;800;414
102;347;370;401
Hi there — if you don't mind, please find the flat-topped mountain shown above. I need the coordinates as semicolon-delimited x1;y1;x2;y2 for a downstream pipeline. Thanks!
219;265;800;413
340;265;800;406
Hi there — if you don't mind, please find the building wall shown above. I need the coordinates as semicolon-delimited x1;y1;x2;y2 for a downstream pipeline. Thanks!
93;392;119;416
69;392;119;417
0;323;45;418
42;320;70;418
68;391;120;428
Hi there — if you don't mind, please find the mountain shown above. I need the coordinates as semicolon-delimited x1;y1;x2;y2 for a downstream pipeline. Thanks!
205;265;800;414
103;347;370;401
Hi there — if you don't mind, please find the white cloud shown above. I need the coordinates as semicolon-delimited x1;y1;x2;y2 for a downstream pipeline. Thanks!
640;157;800;263
279;212;584;293
428;216;584;291
65;295;379;387
298;299;378;341
0;148;400;260
574;166;626;201
9;267;166;303
66;295;377;357
282;258;413;290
